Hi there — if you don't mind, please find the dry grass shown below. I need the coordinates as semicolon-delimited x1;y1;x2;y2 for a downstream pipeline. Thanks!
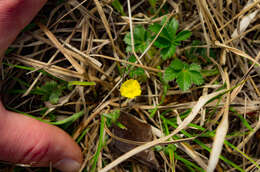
1;0;260;171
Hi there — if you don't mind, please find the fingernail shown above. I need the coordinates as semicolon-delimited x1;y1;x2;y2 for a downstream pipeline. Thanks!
54;159;81;172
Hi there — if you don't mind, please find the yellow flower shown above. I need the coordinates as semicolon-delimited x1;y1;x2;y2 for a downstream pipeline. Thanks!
120;79;141;99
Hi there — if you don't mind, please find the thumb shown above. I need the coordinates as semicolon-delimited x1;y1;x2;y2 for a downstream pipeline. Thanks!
0;1;83;171
0;102;83;172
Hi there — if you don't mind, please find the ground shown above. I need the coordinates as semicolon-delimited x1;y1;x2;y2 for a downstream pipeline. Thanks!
1;0;260;171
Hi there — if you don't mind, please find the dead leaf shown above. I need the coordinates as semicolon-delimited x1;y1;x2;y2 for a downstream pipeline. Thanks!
231;10;259;39
109;111;159;170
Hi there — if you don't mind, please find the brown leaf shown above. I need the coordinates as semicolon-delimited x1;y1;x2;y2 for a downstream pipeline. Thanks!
109;111;159;170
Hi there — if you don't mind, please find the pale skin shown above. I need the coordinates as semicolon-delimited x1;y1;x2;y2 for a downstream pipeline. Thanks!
0;1;83;172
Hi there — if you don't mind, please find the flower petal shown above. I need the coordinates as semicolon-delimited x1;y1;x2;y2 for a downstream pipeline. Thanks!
120;79;141;99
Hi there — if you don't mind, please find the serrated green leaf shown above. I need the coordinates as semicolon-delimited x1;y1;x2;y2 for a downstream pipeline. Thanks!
166;59;204;91
149;18;192;61
161;45;176;60
149;23;161;33
190;71;204;85
149;23;170;40
169;58;184;71
189;63;201;72
176;69;192;91
154;37;171;48
175;30;192;42
167;18;178;39
124;25;151;53
134;26;146;42
164;67;177;82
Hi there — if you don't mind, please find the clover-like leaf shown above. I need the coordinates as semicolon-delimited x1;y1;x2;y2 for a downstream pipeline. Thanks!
150;18;191;60
164;59;204;91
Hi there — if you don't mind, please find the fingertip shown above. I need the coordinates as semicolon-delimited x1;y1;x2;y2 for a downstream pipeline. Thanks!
0;104;83;171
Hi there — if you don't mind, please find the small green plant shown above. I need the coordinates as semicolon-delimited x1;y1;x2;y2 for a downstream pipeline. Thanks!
36;81;66;104
149;18;191;60
123;18;191;60
123;18;203;91
164;59;204;91
124;25;151;53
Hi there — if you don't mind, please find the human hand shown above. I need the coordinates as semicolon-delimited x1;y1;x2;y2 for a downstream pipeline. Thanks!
0;1;83;172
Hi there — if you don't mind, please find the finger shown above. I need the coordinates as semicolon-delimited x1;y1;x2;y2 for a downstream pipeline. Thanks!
0;0;47;57
0;1;83;171
0;102;83;172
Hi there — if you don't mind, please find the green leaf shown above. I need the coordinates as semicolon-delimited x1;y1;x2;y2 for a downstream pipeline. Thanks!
123;32;131;45
129;55;137;63
111;0;126;16
129;67;145;78
35;81;67;104
126;46;132;53
161;16;167;25
41;81;58;93
161;45;176;60
50;111;84;125
149;23;161;33
176;69;192;91
189;63;201;72
149;18;191;61
164;67;177;82
175;30;192;42
167;18;179;39
166;59;204;90
68;81;96;87
169;58;184;71
124;25;151;53
149;23;170;40
190;71;204;85
134;26;146;42
153;37;171;48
